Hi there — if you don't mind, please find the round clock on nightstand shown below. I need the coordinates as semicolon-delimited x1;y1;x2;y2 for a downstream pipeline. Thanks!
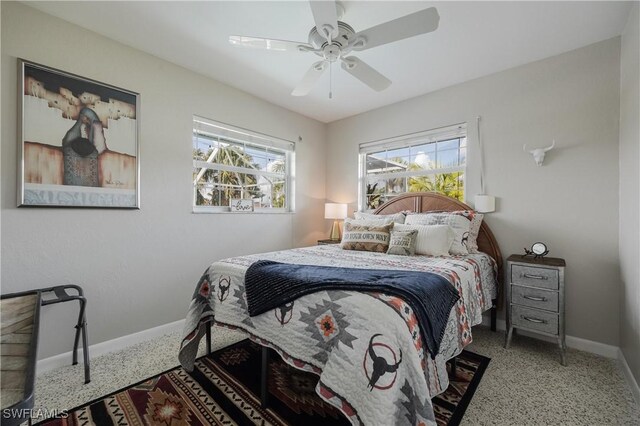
524;242;549;258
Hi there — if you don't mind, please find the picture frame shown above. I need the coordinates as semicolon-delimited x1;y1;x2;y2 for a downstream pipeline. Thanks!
18;59;140;208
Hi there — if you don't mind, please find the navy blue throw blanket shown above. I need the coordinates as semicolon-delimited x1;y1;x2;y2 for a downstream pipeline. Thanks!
244;261;460;358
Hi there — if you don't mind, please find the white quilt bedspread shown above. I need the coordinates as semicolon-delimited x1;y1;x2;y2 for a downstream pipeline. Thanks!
179;245;497;426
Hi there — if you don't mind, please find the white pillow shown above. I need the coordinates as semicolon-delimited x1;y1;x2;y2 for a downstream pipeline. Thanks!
394;224;454;256
405;213;473;255
344;217;395;227
354;211;406;224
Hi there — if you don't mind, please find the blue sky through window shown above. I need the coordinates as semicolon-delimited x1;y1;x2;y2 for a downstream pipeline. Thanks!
366;137;466;173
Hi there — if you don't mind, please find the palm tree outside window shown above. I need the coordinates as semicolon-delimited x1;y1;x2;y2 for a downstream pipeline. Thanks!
360;124;466;210
193;117;293;212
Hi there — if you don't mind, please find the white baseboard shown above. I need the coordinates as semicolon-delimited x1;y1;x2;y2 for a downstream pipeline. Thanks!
481;316;618;358
565;334;619;359
37;319;185;375
618;348;640;405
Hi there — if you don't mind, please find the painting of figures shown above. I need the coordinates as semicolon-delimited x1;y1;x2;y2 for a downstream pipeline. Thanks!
19;60;139;208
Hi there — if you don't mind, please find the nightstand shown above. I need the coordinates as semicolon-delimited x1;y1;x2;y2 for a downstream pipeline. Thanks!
317;239;340;245
505;254;567;365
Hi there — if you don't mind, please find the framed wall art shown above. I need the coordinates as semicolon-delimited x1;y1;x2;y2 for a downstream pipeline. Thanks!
18;59;140;208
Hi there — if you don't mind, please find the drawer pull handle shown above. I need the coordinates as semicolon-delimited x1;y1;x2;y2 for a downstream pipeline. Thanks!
523;273;548;280
523;295;547;302
521;315;547;324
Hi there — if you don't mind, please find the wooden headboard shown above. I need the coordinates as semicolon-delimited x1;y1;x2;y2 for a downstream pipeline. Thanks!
373;192;503;303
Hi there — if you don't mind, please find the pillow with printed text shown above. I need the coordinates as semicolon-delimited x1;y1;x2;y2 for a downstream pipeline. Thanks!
340;222;394;253
386;229;418;256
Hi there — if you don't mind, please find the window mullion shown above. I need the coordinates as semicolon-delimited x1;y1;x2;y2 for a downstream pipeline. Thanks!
193;161;285;179
366;165;464;181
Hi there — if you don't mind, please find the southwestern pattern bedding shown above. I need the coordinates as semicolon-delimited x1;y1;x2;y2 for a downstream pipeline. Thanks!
179;245;497;426
244;261;460;357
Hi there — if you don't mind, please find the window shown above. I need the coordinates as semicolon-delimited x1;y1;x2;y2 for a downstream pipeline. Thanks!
193;116;294;212
359;123;467;210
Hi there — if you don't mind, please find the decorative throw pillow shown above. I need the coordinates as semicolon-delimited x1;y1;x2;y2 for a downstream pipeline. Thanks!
344;217;395;227
457;211;484;253
394;224;454;256
405;211;484;254
354;211;406;224
340;222;393;253
386;229;418;256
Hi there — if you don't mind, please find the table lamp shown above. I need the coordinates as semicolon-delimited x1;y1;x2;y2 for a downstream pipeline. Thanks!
324;203;347;240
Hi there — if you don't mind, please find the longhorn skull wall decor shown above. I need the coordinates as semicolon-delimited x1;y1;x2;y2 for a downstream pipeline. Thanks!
523;140;555;166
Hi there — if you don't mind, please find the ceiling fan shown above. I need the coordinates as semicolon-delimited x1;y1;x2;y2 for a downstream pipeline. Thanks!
229;1;439;97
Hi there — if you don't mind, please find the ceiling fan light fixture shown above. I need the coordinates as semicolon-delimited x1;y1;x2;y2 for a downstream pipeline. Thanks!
322;45;341;62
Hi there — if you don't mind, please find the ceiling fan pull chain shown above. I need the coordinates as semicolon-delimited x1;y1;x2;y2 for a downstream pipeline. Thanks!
329;62;333;99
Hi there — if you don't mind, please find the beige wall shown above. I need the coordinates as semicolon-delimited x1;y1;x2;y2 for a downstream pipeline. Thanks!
327;38;622;346
619;3;640;384
0;2;326;359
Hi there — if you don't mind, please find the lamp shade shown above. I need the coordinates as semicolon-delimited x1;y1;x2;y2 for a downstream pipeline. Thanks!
474;195;495;213
324;203;347;219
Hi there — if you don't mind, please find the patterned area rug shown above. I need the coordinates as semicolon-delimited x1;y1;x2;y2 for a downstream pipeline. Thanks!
37;340;489;426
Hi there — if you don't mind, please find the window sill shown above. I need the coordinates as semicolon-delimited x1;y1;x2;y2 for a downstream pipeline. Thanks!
192;208;294;215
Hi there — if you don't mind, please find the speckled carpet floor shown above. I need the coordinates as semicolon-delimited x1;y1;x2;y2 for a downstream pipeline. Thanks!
34;325;640;425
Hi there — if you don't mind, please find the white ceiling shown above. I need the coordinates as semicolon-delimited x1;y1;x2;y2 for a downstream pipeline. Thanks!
26;1;632;123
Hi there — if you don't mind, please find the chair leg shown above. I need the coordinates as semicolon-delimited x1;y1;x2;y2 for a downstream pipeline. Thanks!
72;300;84;365
77;297;90;384
82;318;90;384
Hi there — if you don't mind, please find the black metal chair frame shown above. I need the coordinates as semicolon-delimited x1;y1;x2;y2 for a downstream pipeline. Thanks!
39;285;91;385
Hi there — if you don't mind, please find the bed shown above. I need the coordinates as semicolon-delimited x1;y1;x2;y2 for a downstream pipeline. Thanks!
179;192;503;426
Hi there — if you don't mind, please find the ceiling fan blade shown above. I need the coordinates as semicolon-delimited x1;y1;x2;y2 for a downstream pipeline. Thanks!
229;36;314;52
309;1;339;42
352;7;439;51
292;61;328;96
340;57;391;91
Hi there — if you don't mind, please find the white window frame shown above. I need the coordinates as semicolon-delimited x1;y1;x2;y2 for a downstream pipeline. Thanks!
192;116;295;213
358;123;467;211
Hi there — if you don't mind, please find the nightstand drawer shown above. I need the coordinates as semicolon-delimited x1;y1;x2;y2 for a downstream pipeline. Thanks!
512;305;558;335
511;285;558;312
511;265;559;290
